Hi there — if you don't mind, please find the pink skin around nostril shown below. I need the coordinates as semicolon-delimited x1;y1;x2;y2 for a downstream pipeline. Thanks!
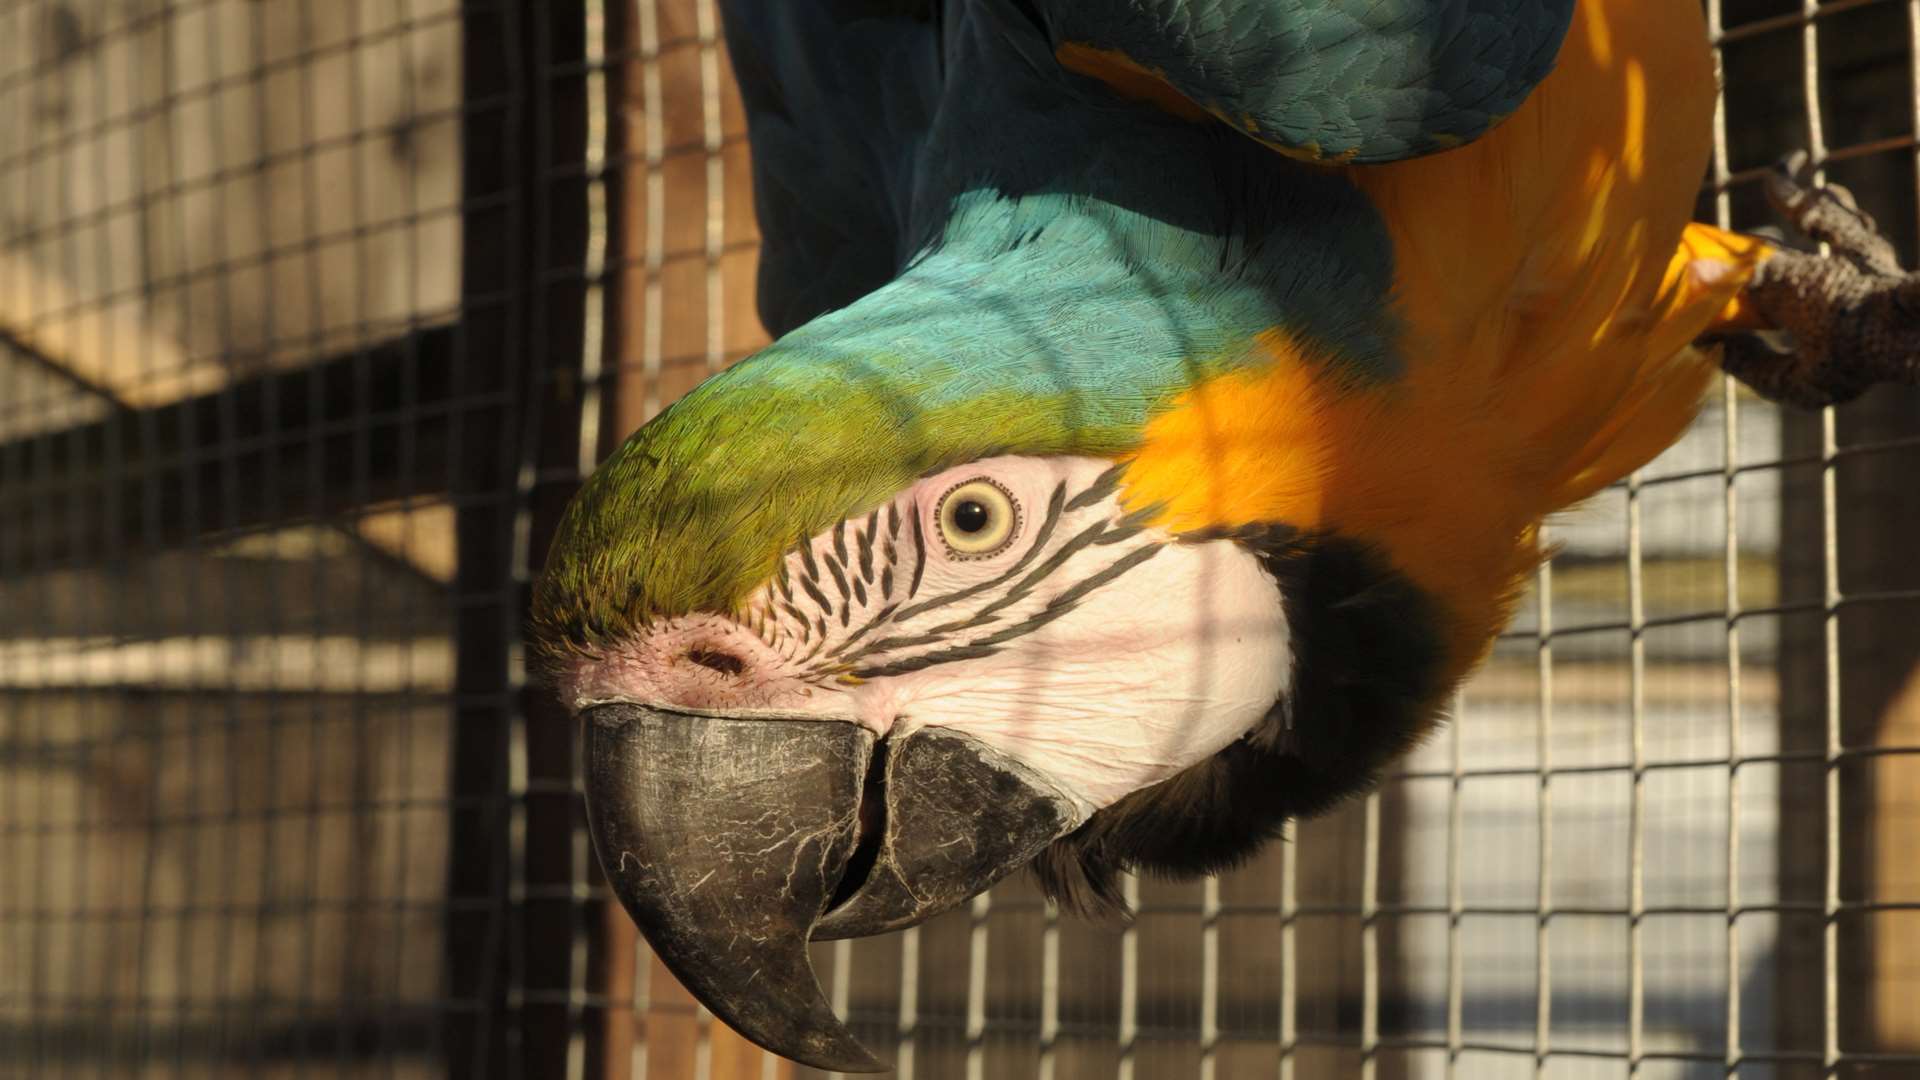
559;614;788;712
556;612;897;732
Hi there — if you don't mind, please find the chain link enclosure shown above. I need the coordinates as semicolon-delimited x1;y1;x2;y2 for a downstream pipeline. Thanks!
1;1;1917;1078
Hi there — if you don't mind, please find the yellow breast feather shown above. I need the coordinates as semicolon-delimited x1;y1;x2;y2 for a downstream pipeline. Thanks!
1126;0;1771;684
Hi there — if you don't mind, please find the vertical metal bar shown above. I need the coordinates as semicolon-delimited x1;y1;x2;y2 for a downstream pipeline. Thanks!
1200;875;1220;1080
0;8;13;1061
638;0;665;421
20;33;55;1077
1795;5;1842;1074
45;23;87;1077
831;939;853;1021
1724;373;1746;1080
47;15;97;1077
828;938;853;1080
897;925;921;1080
344;1;382;1070
118;11;166;1067
579;0;610;477
452;0;592;1072
1444;694;1464;1080
1119;874;1139;1080
291;3;338;1065
1820;405;1841;1077
154;11;204;1075
697;0;725;377
1626;471;1646;1077
1705;3;1745;1073
570;9;613;1078
630;948;652;1080
966;891;992;1080
517;0;593;1068
507;624;532;1080
1706;0;1735;232
1278;830;1296;1080
1360;793;1381;1080
1039;902;1059;1080
1911;0;1920;237
384;0;430;1070
1534;545;1554;1077
627;3;667;1067
693;1003;714;1080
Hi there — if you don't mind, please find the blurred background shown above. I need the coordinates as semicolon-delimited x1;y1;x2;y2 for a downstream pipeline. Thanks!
0;1;1915;1078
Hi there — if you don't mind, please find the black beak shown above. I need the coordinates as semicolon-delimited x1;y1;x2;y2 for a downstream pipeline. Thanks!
582;704;1080;1071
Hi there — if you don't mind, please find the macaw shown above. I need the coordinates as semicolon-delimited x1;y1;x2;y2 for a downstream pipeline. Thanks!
533;0;1920;1069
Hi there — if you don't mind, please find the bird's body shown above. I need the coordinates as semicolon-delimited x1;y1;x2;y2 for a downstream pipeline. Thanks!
534;0;1914;1069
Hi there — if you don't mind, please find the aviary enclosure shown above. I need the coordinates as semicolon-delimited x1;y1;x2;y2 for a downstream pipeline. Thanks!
0;1;1916;1078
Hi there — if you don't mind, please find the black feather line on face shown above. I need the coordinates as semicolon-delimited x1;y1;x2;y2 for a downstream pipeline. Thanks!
824;553;852;605
859;512;877;581
779;472;1135;678
818;602;901;665
846;538;1164;678
827;474;1130;673
779;601;809;634
861;629;946;654
908;513;928;597
1031;529;1447;924
799;573;834;618
975;514;1105;618
1064;462;1125;512
850;641;1002;679
801;616;830;663
798;534;821;584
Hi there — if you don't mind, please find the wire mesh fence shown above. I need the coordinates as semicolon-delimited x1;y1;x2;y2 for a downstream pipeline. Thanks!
0;1;1916;1079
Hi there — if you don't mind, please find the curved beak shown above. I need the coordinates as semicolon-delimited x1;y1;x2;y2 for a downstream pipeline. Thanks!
582;704;1081;1070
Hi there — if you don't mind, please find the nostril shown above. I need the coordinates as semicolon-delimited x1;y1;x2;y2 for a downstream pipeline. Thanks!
686;647;746;676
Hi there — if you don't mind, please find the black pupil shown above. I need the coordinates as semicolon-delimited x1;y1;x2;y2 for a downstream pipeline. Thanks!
952;499;991;534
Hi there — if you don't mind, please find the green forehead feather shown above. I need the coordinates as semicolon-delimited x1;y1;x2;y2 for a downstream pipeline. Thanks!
532;187;1396;651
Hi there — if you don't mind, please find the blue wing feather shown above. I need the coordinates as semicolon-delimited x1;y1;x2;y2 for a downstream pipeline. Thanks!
1032;0;1573;162
719;2;941;335
721;0;1573;336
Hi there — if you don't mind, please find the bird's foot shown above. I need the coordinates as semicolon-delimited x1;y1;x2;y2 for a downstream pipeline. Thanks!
1714;150;1920;407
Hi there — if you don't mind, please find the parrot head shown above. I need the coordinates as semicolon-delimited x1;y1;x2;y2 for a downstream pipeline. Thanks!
533;193;1455;1071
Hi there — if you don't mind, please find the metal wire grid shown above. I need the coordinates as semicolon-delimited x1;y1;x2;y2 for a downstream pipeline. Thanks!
0;0;591;1076
2;1;1918;1079
610;4;1904;1068
570;2;1920;1078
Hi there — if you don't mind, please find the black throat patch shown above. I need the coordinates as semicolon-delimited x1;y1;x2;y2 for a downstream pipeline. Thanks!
1032;526;1450;921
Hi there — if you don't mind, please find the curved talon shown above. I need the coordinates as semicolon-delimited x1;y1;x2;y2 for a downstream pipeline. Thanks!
1766;151;1902;276
1709;153;1920;407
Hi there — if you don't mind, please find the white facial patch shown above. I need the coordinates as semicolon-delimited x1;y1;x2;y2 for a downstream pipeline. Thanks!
768;455;1291;820
889;540;1287;815
564;454;1292;823
866;460;1289;817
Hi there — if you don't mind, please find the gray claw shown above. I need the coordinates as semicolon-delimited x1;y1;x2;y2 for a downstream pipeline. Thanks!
1704;154;1920;407
1765;153;1902;275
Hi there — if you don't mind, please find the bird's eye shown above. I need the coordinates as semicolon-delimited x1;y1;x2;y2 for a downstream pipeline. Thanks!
935;478;1020;558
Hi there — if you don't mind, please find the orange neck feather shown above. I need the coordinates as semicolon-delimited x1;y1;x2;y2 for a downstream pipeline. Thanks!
1122;0;1768;688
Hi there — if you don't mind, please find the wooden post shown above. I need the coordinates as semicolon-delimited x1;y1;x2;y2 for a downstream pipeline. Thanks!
593;1;778;1077
444;0;589;1077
